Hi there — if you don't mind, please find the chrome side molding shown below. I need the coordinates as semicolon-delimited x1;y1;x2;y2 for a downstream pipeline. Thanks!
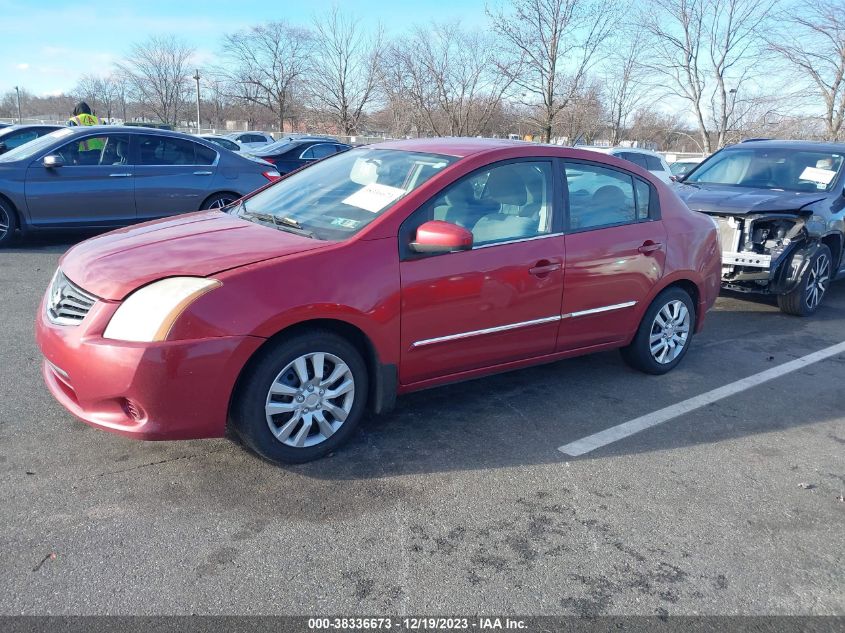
411;301;638;348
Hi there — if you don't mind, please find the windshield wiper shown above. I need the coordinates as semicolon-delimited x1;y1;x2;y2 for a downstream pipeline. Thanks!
242;208;317;239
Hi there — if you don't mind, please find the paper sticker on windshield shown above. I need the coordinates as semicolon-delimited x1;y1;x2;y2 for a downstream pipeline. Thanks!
799;166;835;185
331;217;361;229
342;183;406;213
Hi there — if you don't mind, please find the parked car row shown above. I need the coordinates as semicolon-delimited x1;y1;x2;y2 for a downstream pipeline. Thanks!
0;124;840;464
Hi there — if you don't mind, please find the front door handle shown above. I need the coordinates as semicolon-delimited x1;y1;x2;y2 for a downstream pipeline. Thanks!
193;170;213;176
109;173;132;177
529;260;562;277
638;241;664;255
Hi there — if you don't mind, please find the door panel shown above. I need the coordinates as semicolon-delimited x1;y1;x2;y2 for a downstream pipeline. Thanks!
400;239;566;383
133;134;218;219
24;133;134;227
558;222;666;350
399;159;564;384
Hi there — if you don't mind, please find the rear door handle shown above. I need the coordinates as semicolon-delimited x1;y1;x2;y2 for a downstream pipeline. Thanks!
529;260;562;276
638;241;664;254
109;173;132;177
193;170;213;176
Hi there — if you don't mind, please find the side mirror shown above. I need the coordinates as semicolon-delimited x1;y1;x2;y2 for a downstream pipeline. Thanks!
42;154;64;169
410;220;473;254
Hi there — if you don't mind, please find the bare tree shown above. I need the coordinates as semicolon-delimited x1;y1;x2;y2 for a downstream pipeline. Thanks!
384;22;514;137
487;0;617;143
602;32;647;145
221;22;312;133
554;82;605;144
769;2;845;140
118;35;195;126
73;74;124;122
639;0;774;153
309;7;382;135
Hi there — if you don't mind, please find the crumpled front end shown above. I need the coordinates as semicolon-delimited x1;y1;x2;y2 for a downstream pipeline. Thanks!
712;212;812;294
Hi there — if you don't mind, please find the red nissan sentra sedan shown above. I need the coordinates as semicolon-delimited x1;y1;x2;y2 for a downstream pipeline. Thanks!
36;138;721;463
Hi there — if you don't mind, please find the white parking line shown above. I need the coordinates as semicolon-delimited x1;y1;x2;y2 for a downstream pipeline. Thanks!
558;340;845;457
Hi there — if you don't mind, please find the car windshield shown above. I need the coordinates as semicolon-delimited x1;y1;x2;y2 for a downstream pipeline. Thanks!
684;148;843;192
0;128;74;163
670;162;698;176
235;148;456;240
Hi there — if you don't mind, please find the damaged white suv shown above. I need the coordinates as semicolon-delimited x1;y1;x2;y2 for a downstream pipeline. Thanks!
676;139;845;316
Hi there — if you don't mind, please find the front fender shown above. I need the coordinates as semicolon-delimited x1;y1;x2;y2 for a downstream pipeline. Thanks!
769;240;821;295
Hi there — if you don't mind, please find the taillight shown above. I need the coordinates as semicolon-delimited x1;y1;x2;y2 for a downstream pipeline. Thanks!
262;170;281;182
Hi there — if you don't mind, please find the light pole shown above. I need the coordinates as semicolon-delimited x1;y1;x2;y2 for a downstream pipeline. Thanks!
193;70;201;134
14;86;22;123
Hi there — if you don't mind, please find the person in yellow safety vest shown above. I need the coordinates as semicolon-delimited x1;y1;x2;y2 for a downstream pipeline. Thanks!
67;102;104;154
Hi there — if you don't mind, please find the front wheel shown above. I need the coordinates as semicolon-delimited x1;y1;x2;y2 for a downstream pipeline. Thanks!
230;330;369;464
620;287;696;375
777;244;831;316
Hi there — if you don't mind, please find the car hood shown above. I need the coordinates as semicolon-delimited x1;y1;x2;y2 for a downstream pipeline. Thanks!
61;211;330;300
675;183;825;215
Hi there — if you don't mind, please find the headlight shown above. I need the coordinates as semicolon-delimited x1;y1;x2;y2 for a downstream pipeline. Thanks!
103;277;221;342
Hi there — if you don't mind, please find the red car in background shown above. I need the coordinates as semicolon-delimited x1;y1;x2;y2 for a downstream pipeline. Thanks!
36;138;721;463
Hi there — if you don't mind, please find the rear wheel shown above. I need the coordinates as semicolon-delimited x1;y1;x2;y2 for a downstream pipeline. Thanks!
230;330;369;464
777;245;831;316
621;287;696;375
201;192;239;210
0;198;18;247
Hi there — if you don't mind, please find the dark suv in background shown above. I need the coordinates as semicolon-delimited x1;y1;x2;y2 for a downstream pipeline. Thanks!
676;139;845;315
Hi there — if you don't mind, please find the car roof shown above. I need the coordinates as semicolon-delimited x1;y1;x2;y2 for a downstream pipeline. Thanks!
1;124;62;131
727;139;845;152
593;146;662;157
54;125;207;139
371;137;528;158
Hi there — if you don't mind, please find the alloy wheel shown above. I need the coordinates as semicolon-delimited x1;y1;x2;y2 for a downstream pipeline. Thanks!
649;299;691;364
0;206;9;240
265;352;355;448
210;196;236;209
805;252;830;311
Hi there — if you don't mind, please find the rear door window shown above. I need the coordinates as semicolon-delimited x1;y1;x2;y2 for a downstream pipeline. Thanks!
564;162;637;230
137;135;205;166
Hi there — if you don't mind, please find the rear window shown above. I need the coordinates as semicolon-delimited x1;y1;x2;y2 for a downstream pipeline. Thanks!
644;155;664;171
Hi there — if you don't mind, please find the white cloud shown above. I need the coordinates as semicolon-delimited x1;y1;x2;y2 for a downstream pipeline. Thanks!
16;63;29;70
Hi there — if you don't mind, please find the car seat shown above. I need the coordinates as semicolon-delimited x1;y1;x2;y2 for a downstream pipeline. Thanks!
586;184;633;226
472;169;538;243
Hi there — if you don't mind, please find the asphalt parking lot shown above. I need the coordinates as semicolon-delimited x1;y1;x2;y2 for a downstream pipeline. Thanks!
1;233;843;616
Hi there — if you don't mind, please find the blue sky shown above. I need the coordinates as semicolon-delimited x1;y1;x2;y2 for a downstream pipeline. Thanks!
0;0;487;96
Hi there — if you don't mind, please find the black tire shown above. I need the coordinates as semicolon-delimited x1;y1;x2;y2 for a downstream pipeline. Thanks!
0;198;18;248
620;287;696;375
230;329;369;464
777;244;831;317
200;192;240;210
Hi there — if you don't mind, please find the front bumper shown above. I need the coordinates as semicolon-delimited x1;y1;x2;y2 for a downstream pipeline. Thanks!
35;296;263;440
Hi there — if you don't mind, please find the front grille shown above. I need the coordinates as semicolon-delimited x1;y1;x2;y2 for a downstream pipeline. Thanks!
46;270;98;326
